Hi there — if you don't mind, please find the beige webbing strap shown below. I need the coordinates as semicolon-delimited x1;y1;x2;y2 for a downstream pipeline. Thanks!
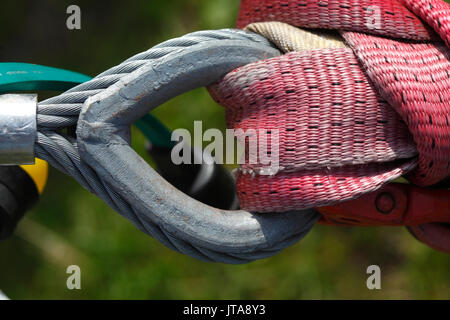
244;21;347;52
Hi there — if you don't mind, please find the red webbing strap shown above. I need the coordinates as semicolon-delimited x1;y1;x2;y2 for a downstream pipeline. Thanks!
400;0;450;47
236;0;436;40
236;162;417;212
210;0;450;212
209;49;417;174
342;32;450;186
208;49;418;212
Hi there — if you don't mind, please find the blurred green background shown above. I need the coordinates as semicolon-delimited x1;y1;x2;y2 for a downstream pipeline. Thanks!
0;0;449;299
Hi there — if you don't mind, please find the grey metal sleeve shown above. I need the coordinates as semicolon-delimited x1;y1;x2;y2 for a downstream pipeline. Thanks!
0;94;37;165
36;29;320;264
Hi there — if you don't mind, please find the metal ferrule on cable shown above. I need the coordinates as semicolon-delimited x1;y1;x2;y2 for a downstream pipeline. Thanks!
0;94;37;165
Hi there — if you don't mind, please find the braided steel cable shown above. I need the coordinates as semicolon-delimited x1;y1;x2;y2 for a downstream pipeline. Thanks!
34;29;319;264
35;29;271;216
37;29;270;129
35;29;272;214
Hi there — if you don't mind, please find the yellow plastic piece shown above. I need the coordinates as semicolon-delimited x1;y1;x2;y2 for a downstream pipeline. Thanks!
20;158;48;195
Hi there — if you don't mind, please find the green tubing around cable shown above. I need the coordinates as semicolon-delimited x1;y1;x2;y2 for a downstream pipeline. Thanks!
0;62;174;149
0;63;92;92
